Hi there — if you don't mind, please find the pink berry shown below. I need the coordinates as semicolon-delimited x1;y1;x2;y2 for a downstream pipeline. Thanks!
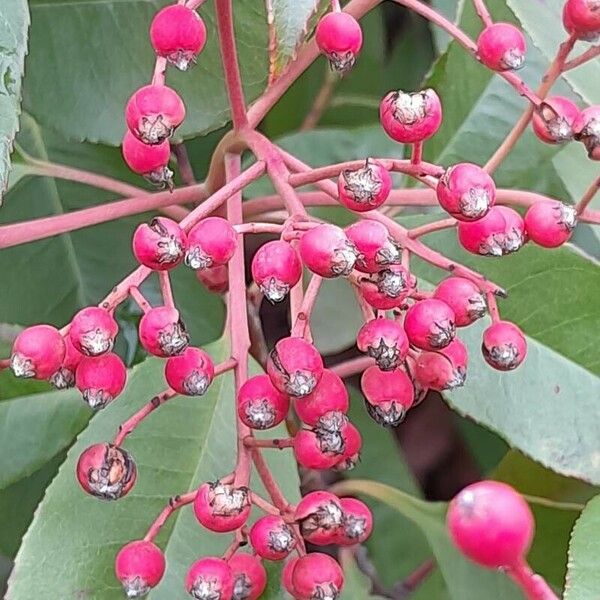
132;216;187;271
267;336;324;398
345;219;402;274
482;320;527;371
414;338;468;391
374;264;417;304
336;498;373;546
10;324;65;380
361;366;414;427
237;374;289;430
115;540;165;597
185;217;237;271
299;224;358;278
228;553;267;600
194;481;251;533
150;5;207;71
251;240;302;303
564;0;600;38
125;84;185;145
164;346;215;396
433;277;487;327
69;306;119;357
282;557;299;597
291;553;344;600
404;298;456;351
50;336;83;390
196;264;229;294
524;200;577;248
357;317;409;371
75;353;127;409
315;11;363;73
337;159;392;212
122;131;173;188
477;23;526;71
496;206;527;254
185;557;234;600
532;96;580;144
294;428;340;470
294;369;349;425
447;480;534;568
295;491;344;546
77;442;136;500
334;422;362;471
573;105;600;160
139;306;189;357
436;163;496;221
249;515;296;561
380;88;442;143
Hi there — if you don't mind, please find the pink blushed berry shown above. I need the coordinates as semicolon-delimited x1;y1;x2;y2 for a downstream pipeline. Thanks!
196;264;229;294
75;353;127;409
185;217;237;271
564;0;600;39
477;23;527;71
315;11;363;74
77;442;137;500
132;216;187;271
496;206;527;254
291;553;344;600
115;540;165;598
282;557;299;597
164;346;215;396
336;498;373;546
10;324;65;380
185;557;234;600
532;96;580;144
139;306;189;357
359;266;417;311
337;159;392;212
299;224;358;278
194;481;251;533
150;4;207;71
345;219;402;274
249;515;296;561
69;306;119;357
50;336;83;390
524;200;577;248
122;131;173;188
295;491;344;546
334;422;362;471
447;480;534;569
294;369;349;425
251;240;302;304
228;553;267;600
482;320;527;371
237;374;289;430
573;105;600;160
357;317;409;371
404;298;456;351
414;338;468;392
380;88;442;143
293;428;340;470
361;366;415;427
433;277;487;327
125;84;185;145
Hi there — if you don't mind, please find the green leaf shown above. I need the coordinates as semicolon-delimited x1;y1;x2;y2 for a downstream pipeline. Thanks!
339;549;382;599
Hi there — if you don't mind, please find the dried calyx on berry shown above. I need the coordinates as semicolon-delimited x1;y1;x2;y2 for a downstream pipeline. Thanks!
122;131;173;189
404;298;456;351
356;317;409;371
237;374;289;430
185;557;234;600
69;306;119;357
294;369;349;425
563;0;600;41
361;366;415;427
228;553;267;600
165;347;215;396
315;11;363;74
337;159;392;212
336;497;373;546
476;23;527;71
185;217;237;271
345;219;403;273
433;277;487;327
295;491;345;546
115;540;166;598
251;240;302;304
532;96;580;144
524;200;578;248
299;224;359;278
414;338;469;392
291;552;345;600
133;217;187;270
139;306;190;357
50;336;82;390
194;481;251;532
249;515;296;561
573;105;600;160
10;324;65;380
481;320;527;371
75;352;127;409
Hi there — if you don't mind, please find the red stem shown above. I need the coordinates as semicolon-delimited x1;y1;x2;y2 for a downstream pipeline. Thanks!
408;218;457;238
506;560;559;600
472;0;493;26
244;437;294;449
411;142;423;166
143;491;197;542
158;271;175;308
129;286;153;314
251;448;293;512
251;492;281;515
575;175;600;215
291;275;323;338
331;356;375;378
486;291;501;323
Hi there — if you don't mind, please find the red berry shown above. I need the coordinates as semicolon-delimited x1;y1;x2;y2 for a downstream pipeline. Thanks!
122;131;173;188
249;515;296;561
185;217;237;270
447;481;534;568
237;374;289;430
361;366;414;427
532;96;580;144
414;338;468;391
77;442;136;500
373;264;417;304
477;23;526;71
404;298;456;350
336;498;373;545
69;306;119;357
524;200;577;248
291;553;344;600
251;240;302;304
50;336;83;390
125;84;185;145
10;324;65;380
295;491;344;546
194;481;251;533
185;557;234;600
150;5;207;71
564;0;600;38
282;557;299;597
573;105;600;160
337;159;392;212
139;306;189;357
315;12;363;73
299;224;358;278
75;353;127;409
436;163;496;221
228;553;267;600
482;320;527;371
433;277;487;327
334;422;362;471
196;264;229;294
345;219;402;274
496;206;527;254
164;346;215;396
132;217;187;271
357;317;409;371
380;88;442;143
294;369;349;425
293;428;340;470
115;540;165;597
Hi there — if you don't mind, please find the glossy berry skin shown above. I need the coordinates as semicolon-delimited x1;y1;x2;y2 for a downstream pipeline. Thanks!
482;320;527;371
293;427;343;470
75;353;127;409
164;346;215;396
294;369;349;425
185;557;234;600
295;491;345;546
50;336;83;390
115;540;165;598
267;336;324;398
345;219;402;273
361;366;415;427
125;84;185;145
380;88;442;143
573;105;600;160
150;5;207;71
185;217;237;271
299;224;358;278
433;277;487;327
357;318;409;371
139;306;189;358
77;442;137;500
10;324;65;380
251;241;302;304
532;96;580;144
249;515;296;561
496;206;527;254
291;553;344;600
196;264;229;294
69;306;119;357
477;23;526;71
337;159;392;212
132;217;187;271
564;0;600;37
447;481;534;569
237;374;289;430
404;298;456;351
436;163;496;221
194;481;251;533
360;266;417;311
315;12;363;74
414;338;468;392
336;498;373;546
282;558;299;597
524;200;577;248
228;553;267;600
122;131;173;187
334;422;362;471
